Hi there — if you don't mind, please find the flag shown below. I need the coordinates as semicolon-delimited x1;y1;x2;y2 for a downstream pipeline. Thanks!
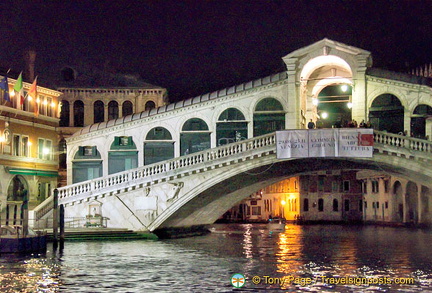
29;77;38;116
0;76;10;102
13;72;24;105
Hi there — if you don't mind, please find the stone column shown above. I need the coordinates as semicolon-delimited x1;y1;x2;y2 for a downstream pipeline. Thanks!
417;183;422;223
69;102;74;127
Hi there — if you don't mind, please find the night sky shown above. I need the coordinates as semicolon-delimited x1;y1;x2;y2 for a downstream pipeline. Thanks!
1;0;432;102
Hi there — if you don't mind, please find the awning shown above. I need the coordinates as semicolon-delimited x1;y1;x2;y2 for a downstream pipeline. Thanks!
6;168;59;177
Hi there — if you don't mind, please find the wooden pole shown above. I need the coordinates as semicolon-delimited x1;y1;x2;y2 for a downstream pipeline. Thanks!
53;189;58;244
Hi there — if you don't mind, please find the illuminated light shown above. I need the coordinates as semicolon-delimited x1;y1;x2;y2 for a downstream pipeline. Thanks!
28;96;32;101
341;84;348;92
10;90;15;97
281;200;286;206
51;102;56;108
28;141;32;146
36;98;40;103
0;135;5;143
43;100;48;105
321;112;328;119
312;98;319;106
43;148;50;155
347;102;353;109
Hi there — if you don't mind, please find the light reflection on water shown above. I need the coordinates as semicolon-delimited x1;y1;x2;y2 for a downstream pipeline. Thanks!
1;224;432;292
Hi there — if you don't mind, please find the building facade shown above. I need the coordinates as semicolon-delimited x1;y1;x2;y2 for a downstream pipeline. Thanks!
0;74;61;225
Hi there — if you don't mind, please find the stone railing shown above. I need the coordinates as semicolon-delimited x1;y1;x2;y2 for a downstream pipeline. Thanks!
373;130;432;157
54;130;431;206
29;195;54;228
57;133;276;204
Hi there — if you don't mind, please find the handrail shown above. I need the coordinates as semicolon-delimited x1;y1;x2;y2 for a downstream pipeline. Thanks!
57;129;431;205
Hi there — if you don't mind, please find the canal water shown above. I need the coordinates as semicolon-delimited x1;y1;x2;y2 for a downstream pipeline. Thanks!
1;224;432;292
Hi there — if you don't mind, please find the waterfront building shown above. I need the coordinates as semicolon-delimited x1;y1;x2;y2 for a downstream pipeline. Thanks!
0;72;61;225
357;171;432;225
55;66;167;185
221;178;300;222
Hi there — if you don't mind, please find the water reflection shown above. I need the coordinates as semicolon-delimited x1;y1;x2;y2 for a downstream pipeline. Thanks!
1;224;432;292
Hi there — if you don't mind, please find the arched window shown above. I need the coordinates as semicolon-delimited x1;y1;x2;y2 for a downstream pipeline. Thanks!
59;100;70;127
216;108;247;146
145;101;156;111
72;146;102;183
253;98;285;136
122;101;133;117
333;199;339;211
144;127;174;165
7;175;28;202
181;118;210;155
318;198;324;212
369;94;404;134
73;100;84;127
59;138;67;169
108;136;138;174
93;100;104;123
411;104;432;139
108;101;119;120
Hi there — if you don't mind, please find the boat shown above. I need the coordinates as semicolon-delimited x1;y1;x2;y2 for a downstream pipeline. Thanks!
267;217;286;232
0;225;47;254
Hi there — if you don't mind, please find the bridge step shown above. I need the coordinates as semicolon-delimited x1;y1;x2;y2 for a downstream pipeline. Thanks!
45;228;158;241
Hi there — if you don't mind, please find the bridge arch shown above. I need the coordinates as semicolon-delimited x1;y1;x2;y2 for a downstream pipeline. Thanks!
411;104;432;138
144;127;174;165
180;118;210;155
216;108;247;146
253;97;285;136
369;94;404;133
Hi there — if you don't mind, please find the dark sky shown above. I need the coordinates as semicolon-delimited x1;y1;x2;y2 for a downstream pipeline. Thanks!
1;0;432;102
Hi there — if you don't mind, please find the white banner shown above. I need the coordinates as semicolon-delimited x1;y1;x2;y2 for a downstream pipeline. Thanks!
308;129;338;157
276;129;373;158
338;128;374;157
276;130;308;158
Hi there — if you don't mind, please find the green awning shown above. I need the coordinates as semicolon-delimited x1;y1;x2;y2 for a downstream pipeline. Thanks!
6;168;59;177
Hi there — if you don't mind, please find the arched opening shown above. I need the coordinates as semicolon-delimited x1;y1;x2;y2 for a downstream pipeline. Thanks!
316;84;352;128
73;100;84;127
144;127;174;165
411;104;432;139
369;94;404;134
108;136;138;174
406;181;418;223
59;100;70;127
72;146;102;183
108;100;119;120
122;101;133;117
93;100;104;123
7;175;28;202
421;186;431;224
253;98;285;136
180;118;210;155
216;108;247;146
393;181;404;222
145;101;156;111
333;198;339;211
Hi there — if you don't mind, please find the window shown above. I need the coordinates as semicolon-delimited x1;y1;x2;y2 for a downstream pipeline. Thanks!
372;180;379;193
362;181;367;193
318;176;325;192
343;181;350;192
318;198;324;212
38;138;52;160
251;206;261;216
13;134;30;157
303;198;309;211
216;108;247;145
46;97;53;116
344;199;350;211
332;181;339;192
144;127;174;165
74;100;84;127
60;100;70;127
181;118;210;155
385;201;389;209
94;101;104;123
253;97;285;136
145;101;156;111
333;199;339;211
108;101;119;120
122;101;133;117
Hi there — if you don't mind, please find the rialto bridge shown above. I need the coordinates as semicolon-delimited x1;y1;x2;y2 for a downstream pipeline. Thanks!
33;39;432;235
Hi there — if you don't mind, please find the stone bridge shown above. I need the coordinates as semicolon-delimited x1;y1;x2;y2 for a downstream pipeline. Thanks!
46;130;432;236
